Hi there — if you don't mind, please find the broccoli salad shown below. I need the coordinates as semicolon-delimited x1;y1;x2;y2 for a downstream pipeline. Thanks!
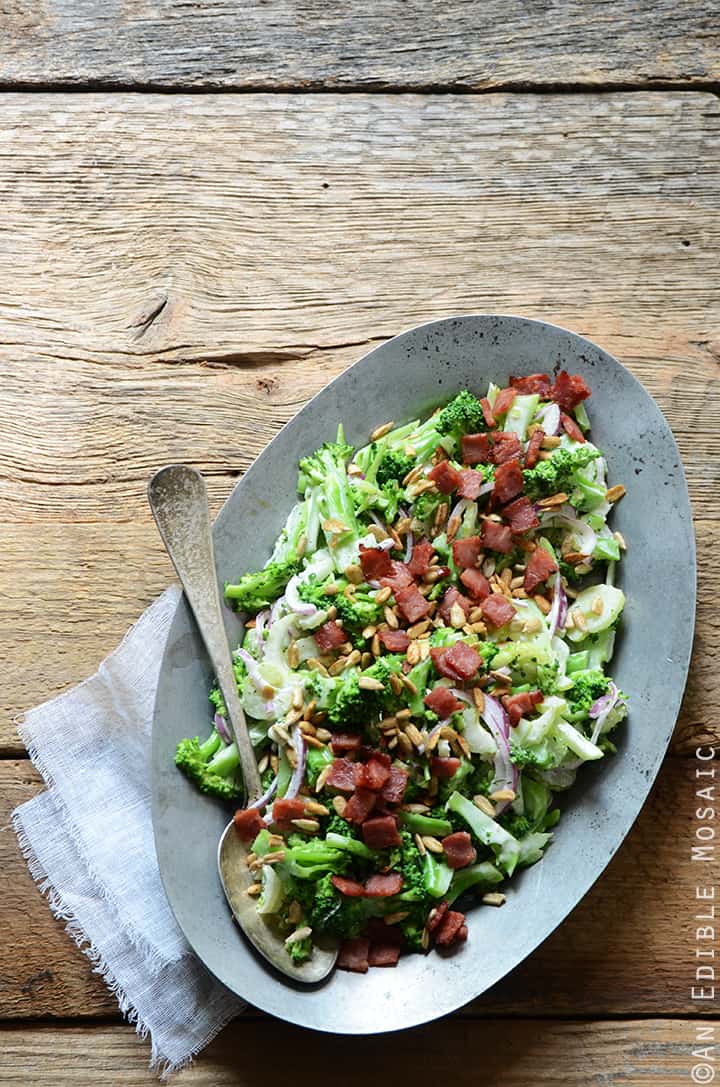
176;370;628;973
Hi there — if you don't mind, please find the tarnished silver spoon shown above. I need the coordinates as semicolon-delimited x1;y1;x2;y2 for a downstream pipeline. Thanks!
148;464;338;983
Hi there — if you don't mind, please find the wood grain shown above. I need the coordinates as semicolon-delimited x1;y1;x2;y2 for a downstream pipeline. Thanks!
0;1019;704;1085
0;757;709;1020
0;3;717;90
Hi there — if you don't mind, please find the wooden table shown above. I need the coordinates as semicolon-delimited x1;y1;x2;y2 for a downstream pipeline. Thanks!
1;4;719;1082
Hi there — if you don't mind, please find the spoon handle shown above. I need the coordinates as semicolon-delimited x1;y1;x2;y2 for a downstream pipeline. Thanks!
148;465;262;803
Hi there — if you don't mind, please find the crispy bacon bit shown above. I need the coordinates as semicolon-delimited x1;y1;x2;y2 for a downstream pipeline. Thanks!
427;900;449;935
367;943;401;967
490;431;523;465
524;427;545;469
510;373;552;397
493;457;524;504
445;641;483;680
551;370;591;412
424;686;464;719
395;584;431;623
434;909;467;946
381;766;408;804
330;732;362;755
272;797;308;825
338;936;370;973
442;831;477;869
480;397;497;428
481;593;517;629
359;544;394;580
327;757;359;793
492;387;516;417
233;807;265;842
379;628;411;653
407;539;435;577
427;460;461;494
460;567;492;601
380;561;414;593
430;756;461;779
503;689;544;726
503;495;540;534
524;547;558;592
332;875;366;898
364;872;404;898
438;586;471;623
430;647;458;681
355;756;391;792
314;620;347;651
452;535;483;570
344;787;378;823
561;411;586;443
362;815;402;850
461;433;492;464
480;519;514;554
456;468;486;500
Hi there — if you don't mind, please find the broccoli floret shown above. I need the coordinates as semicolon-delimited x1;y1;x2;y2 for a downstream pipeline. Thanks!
175;729;242;800
475;640;499;669
523;445;601;500
412;490;445;524
400;916;427;952
438;757;475;804
500;813;532;839
306;745;333;790
565;669;609;723
297;426;360;571
286;934;313;963
436;390;487;442
537;661;560;696
376;450;414;487
326;656;404;729
297;574;340;609
224;557;301;613
305;873;370;937
333;590;385;637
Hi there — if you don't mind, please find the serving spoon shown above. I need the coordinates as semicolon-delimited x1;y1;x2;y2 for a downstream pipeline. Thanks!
148;464;338;983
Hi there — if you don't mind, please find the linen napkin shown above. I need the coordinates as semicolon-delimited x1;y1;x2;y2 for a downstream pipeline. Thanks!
11;586;244;1077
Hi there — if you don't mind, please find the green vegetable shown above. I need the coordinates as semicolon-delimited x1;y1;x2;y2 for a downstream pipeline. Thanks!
422;851;455;898
175;729;242;800
376;449;414;487
523;444;601;500
446;791;520;876
436;390;488;444
564;584;625;643
297;425;360;571
446;862;504;905
504;394;540;441
399;811;453;837
224;556;302;613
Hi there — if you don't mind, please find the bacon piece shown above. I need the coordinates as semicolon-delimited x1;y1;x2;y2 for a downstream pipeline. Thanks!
424;686;464;719
480;397;496;428
503;496;540;534
524;427;545;469
437;586;471;623
481;593;517;629
461;433;492;465
355;756;391;792
427;460;461;494
490;431;523;465
362;814;402;849
460;567;491;601
493;458;524;504
359;544;393;580
434;909;467;946
395;584;431;623
314;620;347;651
492;387;516;417
430;756;461;779
430;647;457;681
427;900;449;934
327;757;359;793
442;831;477;870
332;875;366;898
381;766;408;804
330;732;362;755
457;925;468;942
379;628;410;653
503;689;544;727
561;411;586;443
272;797;307;827
480;519;514;554
524;546;558;592
233;807;265;843
380;560;414;593
456;468;486;500
510;373;552;397
407;539;435;577
338;936;370;973
364;872;404;897
344;787;377;823
444;641;482;680
452;535;482;570
551;370;591;412
367;943;401;967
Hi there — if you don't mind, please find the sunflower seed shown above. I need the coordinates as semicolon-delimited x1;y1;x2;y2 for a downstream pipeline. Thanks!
291;818;320;833
344;563;363;585
285;926;312;946
605;484;626;503
384;605;399;629
375;586;392;604
421;835;444;854
371;420;395;441
473;794;496;817
332;796;347;816
359;676;385;691
482;892;506;907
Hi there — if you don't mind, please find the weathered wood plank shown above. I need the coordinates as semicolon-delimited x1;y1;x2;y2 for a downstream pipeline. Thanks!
0;93;717;521
0;758;709;1020
0;1019;703;1085
2;518;714;755
0;3;717;89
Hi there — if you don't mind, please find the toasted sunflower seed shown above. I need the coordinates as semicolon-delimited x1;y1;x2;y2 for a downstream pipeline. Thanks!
315;765;332;793
285;926;312;946
537;492;569;509
287;642;300;669
421;835;444;854
473;794;496;817
291;818;320;833
371;420;395;441
384;605;399;630
344;563;363;585
384;911;410;925
606;484;626;503
449;602;466;628
533;594;551;614
472;688;485;712
375;586;392;604
406;641;422;666
359;676;385;691
332;796;347;816
489;788;516;803
414;832;427;856
247;883;262;897
482;892;506;907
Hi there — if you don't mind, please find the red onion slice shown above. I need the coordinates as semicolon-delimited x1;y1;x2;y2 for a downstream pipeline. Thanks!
404;530;415;565
537;402;561;436
248;773;278;812
448;496;473;526
541;514;597;557
213;712;232;744
236;647;273;696
588;682;625;745
285;574;317;617
548;573;568;638
284;725;307;800
479;693;517;813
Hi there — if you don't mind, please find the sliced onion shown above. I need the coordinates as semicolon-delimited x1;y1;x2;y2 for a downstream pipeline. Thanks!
448;496;473;525
537;402;561;435
269;597;284;627
214;712;231;744
236;648;273;696
284;725;307;800
404;530;414;564
417;720;444;755
548;572;568;638
477;480;495;498
285;574;316;617
542;513;597;558
248;774;278;812
479;694;517;813
589;682;626;745
370;512;389;533
254;609;270;644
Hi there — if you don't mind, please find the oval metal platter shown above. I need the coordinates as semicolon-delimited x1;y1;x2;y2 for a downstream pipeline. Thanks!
152;314;696;1034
